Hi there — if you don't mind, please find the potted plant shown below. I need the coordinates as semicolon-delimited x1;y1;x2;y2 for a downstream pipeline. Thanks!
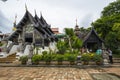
93;54;103;65
81;54;90;65
19;56;28;65
44;54;52;65
32;54;41;65
67;54;76;65
56;54;64;65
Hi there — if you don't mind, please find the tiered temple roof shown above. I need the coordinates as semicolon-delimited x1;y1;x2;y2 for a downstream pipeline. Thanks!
8;9;56;42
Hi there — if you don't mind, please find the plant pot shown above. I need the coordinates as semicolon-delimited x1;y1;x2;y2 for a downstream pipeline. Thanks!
21;61;27;65
46;61;51;65
82;61;89;65
96;61;102;65
33;61;39;65
57;61;62;65
70;61;75;65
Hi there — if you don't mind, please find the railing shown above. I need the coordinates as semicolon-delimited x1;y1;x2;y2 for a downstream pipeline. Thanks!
23;42;31;53
7;42;18;53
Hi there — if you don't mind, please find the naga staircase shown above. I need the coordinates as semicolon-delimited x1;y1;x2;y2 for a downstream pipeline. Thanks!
0;53;16;63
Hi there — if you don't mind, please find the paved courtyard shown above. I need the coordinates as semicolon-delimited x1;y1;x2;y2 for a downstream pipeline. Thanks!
0;66;120;80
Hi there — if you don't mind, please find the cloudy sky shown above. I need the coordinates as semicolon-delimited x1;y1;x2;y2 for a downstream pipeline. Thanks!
0;0;116;33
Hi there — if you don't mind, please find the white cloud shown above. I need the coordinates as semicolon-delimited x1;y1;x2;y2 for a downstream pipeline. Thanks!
0;0;116;33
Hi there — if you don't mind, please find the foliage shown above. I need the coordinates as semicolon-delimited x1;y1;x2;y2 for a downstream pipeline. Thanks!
0;42;3;46
41;51;48;60
92;54;102;62
92;0;120;51
80;54;90;62
43;53;53;62
56;54;64;62
64;28;83;52
19;56;28;64
112;23;120;40
42;51;48;55
101;0;120;17
32;54;41;64
72;36;83;49
67;54;77;62
56;40;67;54
64;28;74;37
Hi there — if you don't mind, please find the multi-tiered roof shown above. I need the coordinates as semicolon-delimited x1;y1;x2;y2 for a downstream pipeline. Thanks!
8;9;57;42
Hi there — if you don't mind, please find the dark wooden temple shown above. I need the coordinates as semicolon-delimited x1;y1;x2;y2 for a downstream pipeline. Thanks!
74;25;103;52
7;9;57;48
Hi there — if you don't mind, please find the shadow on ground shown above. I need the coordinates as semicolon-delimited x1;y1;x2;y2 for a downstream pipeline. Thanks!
91;73;120;80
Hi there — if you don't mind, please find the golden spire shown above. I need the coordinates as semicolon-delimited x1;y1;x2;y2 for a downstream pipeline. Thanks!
12;14;17;31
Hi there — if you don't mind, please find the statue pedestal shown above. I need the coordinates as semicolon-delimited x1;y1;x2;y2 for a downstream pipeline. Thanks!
27;59;32;65
103;59;109;65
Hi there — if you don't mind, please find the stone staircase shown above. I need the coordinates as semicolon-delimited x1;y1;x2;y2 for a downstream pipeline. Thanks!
113;58;120;64
0;53;16;63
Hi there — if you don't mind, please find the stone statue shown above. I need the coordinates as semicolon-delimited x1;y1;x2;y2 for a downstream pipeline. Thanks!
27;45;33;65
28;45;33;59
102;49;109;65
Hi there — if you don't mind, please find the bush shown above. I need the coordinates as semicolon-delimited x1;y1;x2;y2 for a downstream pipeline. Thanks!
44;54;52;62
56;54;64;62
32;54;41;65
41;51;48;60
19;56;28;65
80;54;90;62
93;54;103;62
67;54;76;62
42;51;48;55
0;43;3;46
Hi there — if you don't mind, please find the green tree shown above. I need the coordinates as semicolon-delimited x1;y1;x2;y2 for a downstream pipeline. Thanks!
64;28;83;52
56;40;67;54
102;0;120;17
113;23;120;40
92;0;120;52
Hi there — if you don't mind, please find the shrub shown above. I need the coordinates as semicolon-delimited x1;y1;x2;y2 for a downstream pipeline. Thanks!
0;43;3;46
32;54;41;65
67;54;76;62
19;56;28;65
42;51;48;55
80;53;90;62
89;53;95;61
93;54;103;62
56;54;64;62
44;54;52;62
41;51;48;60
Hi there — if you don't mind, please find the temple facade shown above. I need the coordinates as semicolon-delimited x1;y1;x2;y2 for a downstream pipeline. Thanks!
0;9;57;58
8;10;57;47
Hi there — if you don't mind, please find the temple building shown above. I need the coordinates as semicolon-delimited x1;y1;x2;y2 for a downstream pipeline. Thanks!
8;9;56;47
74;22;103;52
0;31;9;41
0;8;57;58
51;28;59;34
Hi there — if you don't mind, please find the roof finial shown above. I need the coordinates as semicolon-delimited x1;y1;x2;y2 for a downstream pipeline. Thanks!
25;3;28;11
40;11;42;17
34;9;37;15
14;14;17;26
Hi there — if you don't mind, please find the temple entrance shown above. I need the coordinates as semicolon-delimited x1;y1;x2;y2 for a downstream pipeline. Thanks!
25;33;33;43
87;42;98;52
25;37;33;43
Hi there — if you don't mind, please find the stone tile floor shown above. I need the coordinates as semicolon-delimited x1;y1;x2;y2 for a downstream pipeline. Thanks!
0;67;119;80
